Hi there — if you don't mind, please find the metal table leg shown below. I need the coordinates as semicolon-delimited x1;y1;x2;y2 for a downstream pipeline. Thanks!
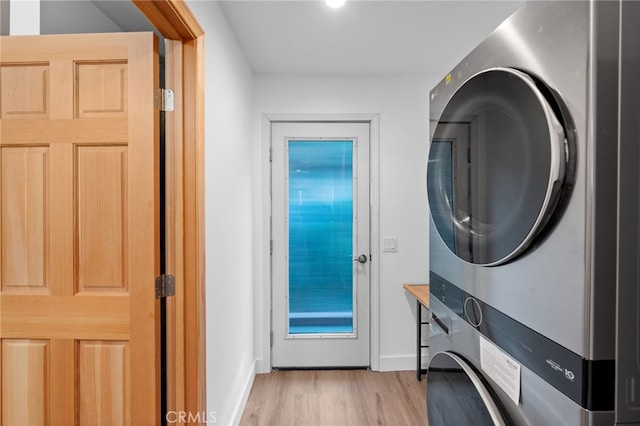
416;300;429;381
417;299;422;381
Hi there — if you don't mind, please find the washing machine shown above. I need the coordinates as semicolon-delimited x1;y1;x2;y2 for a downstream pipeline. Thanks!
425;1;619;424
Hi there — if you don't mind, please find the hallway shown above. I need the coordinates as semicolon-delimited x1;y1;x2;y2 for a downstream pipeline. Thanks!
240;370;426;425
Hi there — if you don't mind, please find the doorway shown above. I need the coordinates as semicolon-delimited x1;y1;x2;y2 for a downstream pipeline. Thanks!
271;121;371;368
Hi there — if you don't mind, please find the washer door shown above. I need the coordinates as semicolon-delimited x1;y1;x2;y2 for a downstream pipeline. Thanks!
427;351;507;426
427;67;568;265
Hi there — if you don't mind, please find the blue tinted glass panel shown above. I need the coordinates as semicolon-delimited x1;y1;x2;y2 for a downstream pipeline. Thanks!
288;141;353;334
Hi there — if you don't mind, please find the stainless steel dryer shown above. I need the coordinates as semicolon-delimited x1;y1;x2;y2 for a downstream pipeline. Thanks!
426;1;619;424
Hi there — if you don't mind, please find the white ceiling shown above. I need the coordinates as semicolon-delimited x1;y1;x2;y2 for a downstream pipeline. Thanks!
84;0;523;77
218;0;524;76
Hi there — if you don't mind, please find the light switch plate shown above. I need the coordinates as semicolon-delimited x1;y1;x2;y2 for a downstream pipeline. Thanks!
383;237;398;253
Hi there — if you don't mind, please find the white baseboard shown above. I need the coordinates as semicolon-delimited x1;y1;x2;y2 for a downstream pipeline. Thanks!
230;361;256;426
377;351;430;372
255;358;271;374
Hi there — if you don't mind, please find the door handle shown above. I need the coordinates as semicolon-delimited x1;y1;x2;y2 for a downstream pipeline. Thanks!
431;312;450;335
354;254;368;264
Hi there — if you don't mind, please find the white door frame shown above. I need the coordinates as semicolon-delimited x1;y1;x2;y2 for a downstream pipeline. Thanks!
258;113;380;373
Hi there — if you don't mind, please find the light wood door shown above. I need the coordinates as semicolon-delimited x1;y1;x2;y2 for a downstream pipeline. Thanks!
0;33;160;425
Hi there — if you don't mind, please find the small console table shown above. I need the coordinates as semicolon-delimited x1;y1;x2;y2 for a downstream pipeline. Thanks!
403;284;430;381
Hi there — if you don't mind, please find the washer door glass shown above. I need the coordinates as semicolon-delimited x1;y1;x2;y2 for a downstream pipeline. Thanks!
427;351;507;426
427;68;567;266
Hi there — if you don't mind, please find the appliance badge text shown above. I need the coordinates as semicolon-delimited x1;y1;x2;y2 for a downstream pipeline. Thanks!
546;358;575;382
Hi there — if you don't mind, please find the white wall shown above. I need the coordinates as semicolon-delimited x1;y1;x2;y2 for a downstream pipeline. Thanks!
40;0;123;34
9;0;39;35
187;2;256;425
253;73;436;372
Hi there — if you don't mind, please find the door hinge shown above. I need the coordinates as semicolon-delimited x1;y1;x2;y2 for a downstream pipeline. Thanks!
270;240;273;256
154;88;175;112
270;331;274;348
155;274;176;298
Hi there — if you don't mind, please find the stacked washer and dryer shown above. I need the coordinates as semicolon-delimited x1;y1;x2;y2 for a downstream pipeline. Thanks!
425;1;629;424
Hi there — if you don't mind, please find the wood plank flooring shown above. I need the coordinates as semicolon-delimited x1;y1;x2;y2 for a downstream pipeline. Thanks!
240;370;427;426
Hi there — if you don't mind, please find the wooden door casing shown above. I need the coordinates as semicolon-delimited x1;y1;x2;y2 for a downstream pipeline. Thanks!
131;1;207;416
0;32;159;425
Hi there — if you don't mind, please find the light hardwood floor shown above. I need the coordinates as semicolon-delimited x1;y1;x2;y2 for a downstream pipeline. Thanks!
240;370;427;426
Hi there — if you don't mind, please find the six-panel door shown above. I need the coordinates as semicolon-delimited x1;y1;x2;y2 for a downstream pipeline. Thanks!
0;32;160;425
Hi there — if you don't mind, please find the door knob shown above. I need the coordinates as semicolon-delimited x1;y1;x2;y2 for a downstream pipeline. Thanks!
354;254;368;264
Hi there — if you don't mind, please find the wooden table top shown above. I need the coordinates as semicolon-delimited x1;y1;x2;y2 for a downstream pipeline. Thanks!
403;284;429;308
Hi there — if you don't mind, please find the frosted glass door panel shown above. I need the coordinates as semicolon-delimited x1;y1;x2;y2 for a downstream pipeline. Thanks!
288;141;354;334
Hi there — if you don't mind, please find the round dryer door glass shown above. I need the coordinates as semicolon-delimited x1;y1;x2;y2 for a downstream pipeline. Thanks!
427;67;567;266
427;351;507;425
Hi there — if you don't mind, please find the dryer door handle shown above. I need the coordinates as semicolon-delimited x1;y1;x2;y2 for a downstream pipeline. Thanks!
431;312;450;335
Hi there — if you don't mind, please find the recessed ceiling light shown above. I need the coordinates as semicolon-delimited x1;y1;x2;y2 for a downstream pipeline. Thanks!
326;0;347;8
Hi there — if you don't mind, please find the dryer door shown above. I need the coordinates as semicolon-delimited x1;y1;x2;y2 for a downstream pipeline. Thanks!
427;67;568;266
427;351;507;426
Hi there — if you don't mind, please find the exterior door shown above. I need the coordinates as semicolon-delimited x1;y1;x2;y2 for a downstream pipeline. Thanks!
271;122;370;368
0;33;160;424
